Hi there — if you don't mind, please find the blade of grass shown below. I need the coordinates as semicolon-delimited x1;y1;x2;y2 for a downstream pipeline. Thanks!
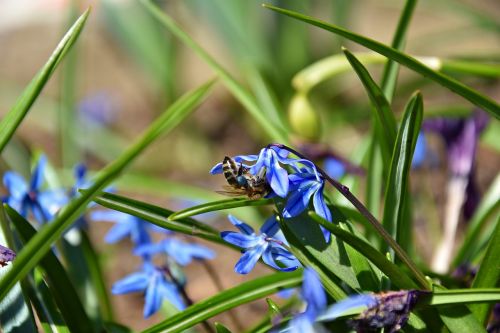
382;92;423;254
469;219;500;323
141;271;302;333
0;79;215;300
6;206;95;333
342;48;397;162
263;4;500;119
168;198;273;220
140;0;289;142
0;8;90;153
91;191;232;248
309;212;418;289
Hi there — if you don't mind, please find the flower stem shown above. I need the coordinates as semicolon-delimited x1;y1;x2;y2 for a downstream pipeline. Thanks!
269;143;430;290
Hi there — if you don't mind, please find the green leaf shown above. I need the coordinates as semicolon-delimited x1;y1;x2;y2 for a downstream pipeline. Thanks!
382;92;423;252
141;271;302;333
453;175;500;266
309;212;417;289
91;191;230;248
168;198;273;220
0;80;215;300
215;322;233;333
342;48;397;162
379;0;418;101
0;8;90;153
263;4;500;119
5;206;95;333
141;0;289;143
469;219;500;323
279;213;350;299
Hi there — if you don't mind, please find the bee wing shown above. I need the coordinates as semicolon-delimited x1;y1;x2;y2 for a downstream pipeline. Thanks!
215;186;247;197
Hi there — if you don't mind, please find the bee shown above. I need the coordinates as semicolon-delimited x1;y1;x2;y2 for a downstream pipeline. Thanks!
217;156;270;199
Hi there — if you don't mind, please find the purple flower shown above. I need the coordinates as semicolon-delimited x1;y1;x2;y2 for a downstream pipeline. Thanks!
2;155;68;224
0;244;15;267
78;92;118;126
91;210;151;247
423;110;489;219
221;215;299;274
135;238;215;266
112;260;185;318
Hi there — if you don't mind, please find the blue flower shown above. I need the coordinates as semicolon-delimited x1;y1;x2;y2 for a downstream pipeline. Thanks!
411;132;427;168
221;215;299;274
286;268;327;333
3;155;68;224
135;238;215;266
112;260;185;318
323;157;346;179
211;146;318;198
282;172;331;223
91;210;151;247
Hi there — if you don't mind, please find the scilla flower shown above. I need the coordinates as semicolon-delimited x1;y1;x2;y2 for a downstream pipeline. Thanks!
3;155;68;224
112;260;185;318
134;238;215;266
221;215;299;274
91;210;151;247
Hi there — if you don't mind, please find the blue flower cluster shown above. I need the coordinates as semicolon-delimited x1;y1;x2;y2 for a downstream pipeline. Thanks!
91;209;215;318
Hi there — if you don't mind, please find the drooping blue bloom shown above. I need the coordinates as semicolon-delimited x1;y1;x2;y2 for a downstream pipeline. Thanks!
0;244;15;267
112;260;185;318
282;172;331;223
134;238;215;266
285;267;327;333
91;210;151;247
3;155;68;224
221;215;299;274
210;146;318;198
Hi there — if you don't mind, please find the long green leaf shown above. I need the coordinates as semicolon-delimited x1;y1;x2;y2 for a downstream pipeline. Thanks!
309;212;417;289
382;92;423;252
6;206;95;333
342;48;397;162
141;0;289;142
263;4;500;119
0;80;215;300
0;9;90;153
91;192;231;248
141;271;302;333
380;0;418;101
168;198;273;220
469;219;500;323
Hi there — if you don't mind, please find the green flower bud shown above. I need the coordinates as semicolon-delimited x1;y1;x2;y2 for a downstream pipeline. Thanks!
288;92;321;141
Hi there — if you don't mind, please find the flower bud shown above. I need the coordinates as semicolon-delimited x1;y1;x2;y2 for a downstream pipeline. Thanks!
288;93;321;141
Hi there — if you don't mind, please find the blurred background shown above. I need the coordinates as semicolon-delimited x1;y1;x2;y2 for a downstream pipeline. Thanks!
0;0;499;330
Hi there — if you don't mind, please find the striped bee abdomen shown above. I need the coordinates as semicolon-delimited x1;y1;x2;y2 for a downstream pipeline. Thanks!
222;156;239;186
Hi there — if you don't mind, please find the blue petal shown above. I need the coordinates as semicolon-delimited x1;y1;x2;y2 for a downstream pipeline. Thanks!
112;271;150;294
3;172;28;201
134;242;163;256
324;158;346;179
91;210;131;223
267;154;289;197
249;148;268;175
302;268;327;320
38;190;68;218
209;162;223;174
211;155;258;174
158;280;185;310
163;239;215;265
260;215;280;237
312;184;332;222
228;215;255;235
30;155;47;191
411;132;427;168
287;315;316;333
318;294;377;322
262;247;298;272
282;182;319;218
143;273;162;318
105;222;133;243
221;231;262;248
234;243;267;274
